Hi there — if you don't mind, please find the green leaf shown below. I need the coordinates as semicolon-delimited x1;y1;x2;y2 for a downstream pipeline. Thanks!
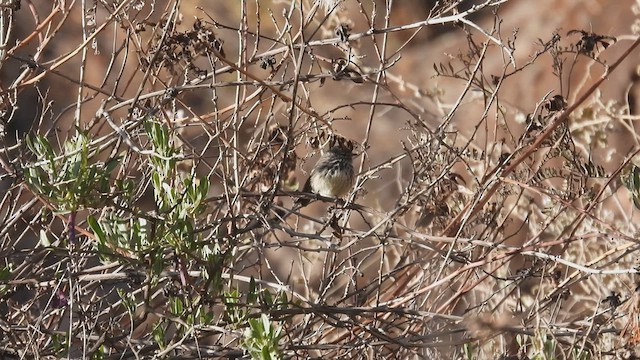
87;216;106;244
39;230;51;247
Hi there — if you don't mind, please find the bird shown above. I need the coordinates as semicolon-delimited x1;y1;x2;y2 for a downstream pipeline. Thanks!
297;145;355;206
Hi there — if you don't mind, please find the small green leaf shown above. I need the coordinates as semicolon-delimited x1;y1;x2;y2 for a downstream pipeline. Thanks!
39;230;51;247
87;216;106;243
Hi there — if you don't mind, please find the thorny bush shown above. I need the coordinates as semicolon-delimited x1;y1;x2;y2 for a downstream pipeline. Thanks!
1;0;640;359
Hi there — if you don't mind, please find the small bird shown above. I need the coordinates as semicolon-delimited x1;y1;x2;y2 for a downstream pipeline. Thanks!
297;145;355;206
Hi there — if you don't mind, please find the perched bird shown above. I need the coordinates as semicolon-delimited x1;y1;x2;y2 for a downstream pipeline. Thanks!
297;145;355;206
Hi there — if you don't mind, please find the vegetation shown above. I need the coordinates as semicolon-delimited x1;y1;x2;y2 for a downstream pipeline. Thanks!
1;0;640;358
